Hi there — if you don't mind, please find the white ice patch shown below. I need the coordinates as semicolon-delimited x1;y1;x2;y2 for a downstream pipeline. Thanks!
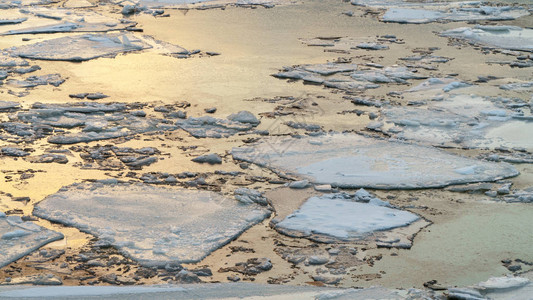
231;133;518;189
33;183;270;266
276;194;419;240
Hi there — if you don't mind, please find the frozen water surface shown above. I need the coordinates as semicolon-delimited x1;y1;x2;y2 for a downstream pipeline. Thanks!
33;183;271;265
0;215;63;269
232;134;518;189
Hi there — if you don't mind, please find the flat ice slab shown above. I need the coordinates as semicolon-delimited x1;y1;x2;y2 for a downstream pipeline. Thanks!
0;7;134;36
0;283;345;299
382;7;529;24
440;26;533;52
9;33;151;62
0;215;63;269
0;283;435;299
275;193;420;242
33;183;271;266
231;134;518;189
378;80;533;151
273;65;426;92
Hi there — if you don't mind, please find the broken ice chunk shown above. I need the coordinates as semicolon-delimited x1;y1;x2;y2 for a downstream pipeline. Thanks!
6;74;65;88
0;216;63;268
227;111;260;125
191;153;222;164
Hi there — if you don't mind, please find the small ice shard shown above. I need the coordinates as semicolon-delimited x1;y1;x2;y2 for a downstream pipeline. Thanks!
232;133;518;189
7;74;65;88
447;288;484;300
176;116;258;138
48;131;129;144
440;26;533;52
191;153;222;164
33;183;270;265
9;33;152;62
275;193;420;242
356;42;389;50
227;111;260;125
0;216;63;268
122;4;136;15
288;180;310;189
499;82;533;91
234;188;269;206
1;147;29;157
0;18;28;25
302;63;359;76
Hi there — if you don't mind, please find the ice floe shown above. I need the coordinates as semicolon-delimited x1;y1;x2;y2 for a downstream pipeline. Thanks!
273;64;427;92
375;80;533;150
119;0;290;10
381;6;529;24
5;32;193;62
33;183;271;265
349;0;530;24
232;133;518;189
0;102;177;144
0;215;63;268
440;26;533;52
0;7;136;35
177;113;261;138
274;193;427;247
299;36;399;54
8;33;151;62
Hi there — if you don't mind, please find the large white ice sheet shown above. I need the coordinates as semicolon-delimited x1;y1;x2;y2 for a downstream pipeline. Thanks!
33;183;271;266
